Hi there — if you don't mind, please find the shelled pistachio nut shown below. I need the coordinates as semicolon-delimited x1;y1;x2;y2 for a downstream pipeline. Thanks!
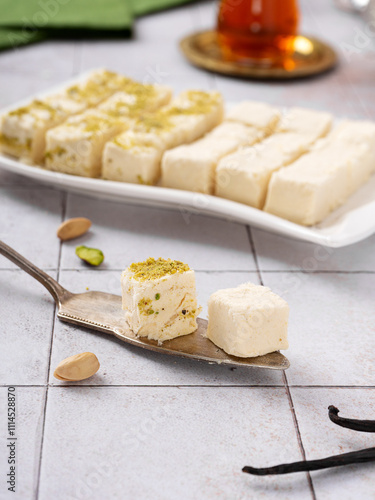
57;217;92;241
76;245;104;266
53;352;100;381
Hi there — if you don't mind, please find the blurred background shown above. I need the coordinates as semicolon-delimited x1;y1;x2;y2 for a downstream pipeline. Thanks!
0;0;374;119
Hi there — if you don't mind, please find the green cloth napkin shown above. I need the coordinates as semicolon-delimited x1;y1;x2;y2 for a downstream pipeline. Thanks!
0;0;195;51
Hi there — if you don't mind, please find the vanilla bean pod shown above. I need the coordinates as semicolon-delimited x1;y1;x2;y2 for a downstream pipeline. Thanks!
328;406;375;433
243;405;375;476
242;447;375;475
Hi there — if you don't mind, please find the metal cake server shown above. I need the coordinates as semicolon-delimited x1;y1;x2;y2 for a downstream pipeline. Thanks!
0;240;290;370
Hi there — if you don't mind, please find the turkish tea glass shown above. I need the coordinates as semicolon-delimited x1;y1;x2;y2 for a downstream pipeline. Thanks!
217;0;300;64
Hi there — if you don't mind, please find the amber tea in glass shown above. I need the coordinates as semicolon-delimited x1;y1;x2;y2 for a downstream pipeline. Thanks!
217;0;300;63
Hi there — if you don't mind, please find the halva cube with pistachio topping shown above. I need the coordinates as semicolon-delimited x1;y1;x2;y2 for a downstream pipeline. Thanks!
45;110;125;178
102;90;223;185
0;69;133;163
207;282;289;358
98;85;172;117
121;258;201;342
0;95;86;164
45;81;172;178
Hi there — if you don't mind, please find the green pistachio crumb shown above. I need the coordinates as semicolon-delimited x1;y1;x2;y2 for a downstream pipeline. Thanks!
138;298;154;315
45;146;66;160
0;134;32;152
66;71;134;106
75;246;104;266
129;257;190;281
155;293;160;300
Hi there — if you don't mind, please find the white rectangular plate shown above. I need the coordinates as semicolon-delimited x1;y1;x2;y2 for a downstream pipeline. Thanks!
1;73;374;248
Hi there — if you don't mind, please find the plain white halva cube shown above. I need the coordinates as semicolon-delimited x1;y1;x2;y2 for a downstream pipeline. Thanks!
207;282;289;358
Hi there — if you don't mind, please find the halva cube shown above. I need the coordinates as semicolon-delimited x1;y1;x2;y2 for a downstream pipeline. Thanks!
121;258;201;342
0;69;133;163
207;282;289;358
216;132;313;209
103;90;224;184
161;122;263;194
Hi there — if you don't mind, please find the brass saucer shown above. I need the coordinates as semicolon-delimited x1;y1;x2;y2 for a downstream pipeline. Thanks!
180;30;337;80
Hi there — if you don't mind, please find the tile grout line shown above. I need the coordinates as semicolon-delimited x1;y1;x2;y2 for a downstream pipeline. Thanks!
34;191;67;500
283;372;317;500
37;384;288;389
248;223;316;498
2;384;375;389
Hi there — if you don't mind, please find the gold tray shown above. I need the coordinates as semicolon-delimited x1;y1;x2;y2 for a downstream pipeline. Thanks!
180;30;337;80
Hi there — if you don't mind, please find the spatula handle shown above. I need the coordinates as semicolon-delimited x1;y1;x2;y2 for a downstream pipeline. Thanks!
0;240;69;305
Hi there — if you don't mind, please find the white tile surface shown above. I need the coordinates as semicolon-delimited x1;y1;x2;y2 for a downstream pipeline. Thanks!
80;39;212;91
39;387;312;500
252;228;375;272
79;3;213;90
292;388;375;499
50;270;284;386
0;387;45;499
215;77;285;106
0;0;374;498
193;0;217;29
0;41;76;77
262;272;375;386
60;194;256;271
0;270;56;385
0;188;63;270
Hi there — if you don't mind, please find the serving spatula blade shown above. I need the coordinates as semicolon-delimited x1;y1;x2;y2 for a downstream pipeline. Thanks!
0;240;290;370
